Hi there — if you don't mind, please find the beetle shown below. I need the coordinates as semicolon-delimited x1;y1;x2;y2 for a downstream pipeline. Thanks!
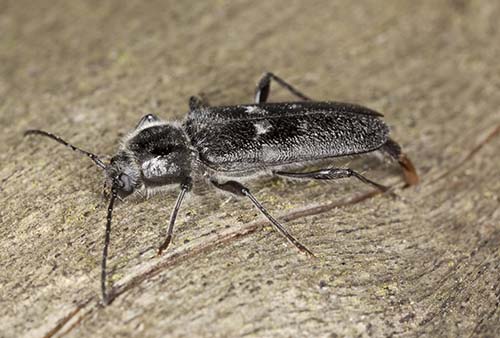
25;72;419;304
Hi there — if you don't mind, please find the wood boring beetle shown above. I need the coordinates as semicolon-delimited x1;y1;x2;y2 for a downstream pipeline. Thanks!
25;72;419;304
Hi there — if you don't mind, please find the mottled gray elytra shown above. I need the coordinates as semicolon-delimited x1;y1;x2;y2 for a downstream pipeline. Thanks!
25;72;419;304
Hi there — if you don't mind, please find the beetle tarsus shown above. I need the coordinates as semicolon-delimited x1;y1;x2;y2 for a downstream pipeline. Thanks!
157;234;172;256
398;153;419;187
381;138;419;187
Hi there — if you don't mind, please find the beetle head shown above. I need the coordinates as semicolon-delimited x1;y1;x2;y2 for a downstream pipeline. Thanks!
105;152;141;198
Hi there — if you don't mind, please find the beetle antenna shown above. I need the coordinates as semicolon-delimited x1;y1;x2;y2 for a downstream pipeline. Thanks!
24;129;107;169
101;188;117;304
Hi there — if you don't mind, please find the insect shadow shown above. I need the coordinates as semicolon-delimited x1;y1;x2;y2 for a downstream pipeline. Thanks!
25;72;419;304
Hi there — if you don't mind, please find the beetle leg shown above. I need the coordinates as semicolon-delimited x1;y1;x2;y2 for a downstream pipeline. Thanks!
275;168;389;192
157;178;192;255
380;138;419;187
255;72;312;103
211;179;315;257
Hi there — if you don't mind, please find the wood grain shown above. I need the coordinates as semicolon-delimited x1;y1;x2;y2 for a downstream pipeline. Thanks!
1;1;499;337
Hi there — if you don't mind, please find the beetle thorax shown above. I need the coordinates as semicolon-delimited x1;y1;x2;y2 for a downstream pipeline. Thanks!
123;123;194;189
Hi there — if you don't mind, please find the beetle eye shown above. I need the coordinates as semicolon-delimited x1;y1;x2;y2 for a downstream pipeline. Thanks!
118;173;133;192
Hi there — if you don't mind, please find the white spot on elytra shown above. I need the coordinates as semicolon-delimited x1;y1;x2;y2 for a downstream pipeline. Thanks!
245;106;258;113
254;120;272;136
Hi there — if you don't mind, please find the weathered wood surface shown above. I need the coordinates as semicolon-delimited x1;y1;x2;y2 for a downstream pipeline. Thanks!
1;1;499;337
